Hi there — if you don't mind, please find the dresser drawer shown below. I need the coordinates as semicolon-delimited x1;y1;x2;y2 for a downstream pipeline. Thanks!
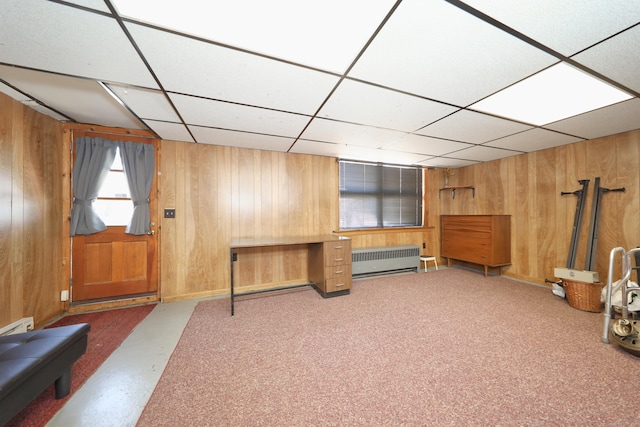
442;215;492;231
441;230;491;242
443;243;490;263
462;250;491;265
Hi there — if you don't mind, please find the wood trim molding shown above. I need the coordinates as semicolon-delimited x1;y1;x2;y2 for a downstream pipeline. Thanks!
64;123;156;139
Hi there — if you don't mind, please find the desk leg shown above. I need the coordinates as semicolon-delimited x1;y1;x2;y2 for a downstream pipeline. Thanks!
230;248;235;316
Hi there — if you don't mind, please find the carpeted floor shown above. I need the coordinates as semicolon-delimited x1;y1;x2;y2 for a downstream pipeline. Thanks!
6;304;156;427
137;269;639;426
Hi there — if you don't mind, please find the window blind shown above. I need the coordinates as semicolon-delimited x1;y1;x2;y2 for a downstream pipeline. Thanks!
339;160;423;229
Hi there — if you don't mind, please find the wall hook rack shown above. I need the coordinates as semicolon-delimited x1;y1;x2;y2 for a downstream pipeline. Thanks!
439;185;475;199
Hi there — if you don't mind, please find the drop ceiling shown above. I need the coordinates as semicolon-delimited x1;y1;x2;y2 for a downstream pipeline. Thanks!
1;0;639;168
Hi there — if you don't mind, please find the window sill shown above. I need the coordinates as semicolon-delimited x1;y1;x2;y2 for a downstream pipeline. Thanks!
336;226;434;236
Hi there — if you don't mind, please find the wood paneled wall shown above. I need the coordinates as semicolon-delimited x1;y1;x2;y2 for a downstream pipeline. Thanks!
3;88;640;323
0;93;67;328
429;130;640;284
159;141;433;300
159;142;430;300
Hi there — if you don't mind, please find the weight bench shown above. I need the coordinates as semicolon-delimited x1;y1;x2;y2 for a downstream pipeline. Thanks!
0;323;90;426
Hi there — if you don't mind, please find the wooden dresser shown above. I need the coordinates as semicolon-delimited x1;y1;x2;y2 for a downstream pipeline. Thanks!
441;215;511;276
308;238;352;298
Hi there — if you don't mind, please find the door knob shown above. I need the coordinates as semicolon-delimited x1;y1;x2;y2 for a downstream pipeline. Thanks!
147;229;156;235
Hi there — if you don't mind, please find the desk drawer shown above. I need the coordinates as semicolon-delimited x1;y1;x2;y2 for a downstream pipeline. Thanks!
324;240;351;267
325;275;351;293
324;263;352;279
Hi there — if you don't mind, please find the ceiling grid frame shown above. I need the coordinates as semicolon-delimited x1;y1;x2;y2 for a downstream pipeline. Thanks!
0;0;637;167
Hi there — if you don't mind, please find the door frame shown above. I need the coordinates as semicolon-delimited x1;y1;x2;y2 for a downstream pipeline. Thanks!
64;124;161;313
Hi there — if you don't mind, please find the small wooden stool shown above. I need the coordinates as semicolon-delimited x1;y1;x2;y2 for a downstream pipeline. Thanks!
420;256;438;272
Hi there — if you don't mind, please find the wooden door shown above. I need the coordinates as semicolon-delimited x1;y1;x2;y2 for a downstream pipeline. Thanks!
72;224;157;301
70;132;158;302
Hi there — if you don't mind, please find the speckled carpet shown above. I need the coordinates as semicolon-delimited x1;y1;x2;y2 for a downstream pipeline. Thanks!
138;269;639;426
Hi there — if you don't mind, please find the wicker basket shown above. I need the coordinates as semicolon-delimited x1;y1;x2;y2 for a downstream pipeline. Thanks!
563;279;605;312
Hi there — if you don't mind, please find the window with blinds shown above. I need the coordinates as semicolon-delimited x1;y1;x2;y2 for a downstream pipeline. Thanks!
339;160;423;229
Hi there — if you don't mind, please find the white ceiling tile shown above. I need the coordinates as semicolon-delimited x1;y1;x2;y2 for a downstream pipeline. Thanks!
381;134;472;156
462;0;640;56
127;23;340;114
289;140;347;158
319;80;457;131
337;146;430;165
113;0;396;73
419;158;479;168
0;65;143;129
20;100;70;122
449;145;522;162
349;0;557;106
189;126;294;152
60;0;111;13
0;0;157;88
0;81;69;121
572;25;640;95
485;128;583;152
108;84;180;122
417;110;533;143
0;82;30;102
170;94;309;138
143;120;194;143
293;133;456;165
544;99;640;140
299;118;406;149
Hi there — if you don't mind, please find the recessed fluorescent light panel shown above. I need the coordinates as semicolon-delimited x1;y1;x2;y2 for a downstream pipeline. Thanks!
471;62;632;126
111;0;395;73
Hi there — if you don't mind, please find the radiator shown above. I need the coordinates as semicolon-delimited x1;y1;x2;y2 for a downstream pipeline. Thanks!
0;317;34;336
352;245;420;277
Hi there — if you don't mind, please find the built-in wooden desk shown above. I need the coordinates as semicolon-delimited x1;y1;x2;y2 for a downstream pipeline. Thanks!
230;235;352;315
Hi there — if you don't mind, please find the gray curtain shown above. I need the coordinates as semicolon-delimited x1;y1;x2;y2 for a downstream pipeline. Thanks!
70;137;117;236
118;141;155;235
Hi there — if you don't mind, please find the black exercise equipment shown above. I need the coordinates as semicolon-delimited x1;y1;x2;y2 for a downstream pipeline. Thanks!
584;177;625;271
561;179;589;269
